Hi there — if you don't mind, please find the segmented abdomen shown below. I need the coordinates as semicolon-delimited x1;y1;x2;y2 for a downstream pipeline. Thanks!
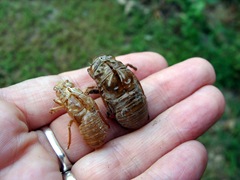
106;79;148;129
79;112;109;148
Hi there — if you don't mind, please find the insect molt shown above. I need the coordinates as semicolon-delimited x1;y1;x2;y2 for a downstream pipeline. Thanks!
87;55;149;129
50;80;109;149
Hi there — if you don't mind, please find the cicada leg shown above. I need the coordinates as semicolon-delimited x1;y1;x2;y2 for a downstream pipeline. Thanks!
67;119;79;149
126;63;137;71
49;98;65;114
107;111;116;119
85;86;100;95
67;120;73;149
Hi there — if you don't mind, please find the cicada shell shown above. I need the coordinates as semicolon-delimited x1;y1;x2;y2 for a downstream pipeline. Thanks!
87;55;148;129
50;80;109;149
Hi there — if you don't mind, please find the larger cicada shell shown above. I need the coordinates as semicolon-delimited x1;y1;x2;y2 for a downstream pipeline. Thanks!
50;80;109;149
87;55;148;129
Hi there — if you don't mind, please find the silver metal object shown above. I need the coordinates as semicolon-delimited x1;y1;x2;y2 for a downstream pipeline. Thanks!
42;126;76;179
63;171;77;180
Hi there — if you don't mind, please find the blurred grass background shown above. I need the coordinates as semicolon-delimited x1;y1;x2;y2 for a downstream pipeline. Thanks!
0;0;239;178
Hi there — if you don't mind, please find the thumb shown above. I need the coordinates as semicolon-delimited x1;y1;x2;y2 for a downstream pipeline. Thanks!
0;99;31;168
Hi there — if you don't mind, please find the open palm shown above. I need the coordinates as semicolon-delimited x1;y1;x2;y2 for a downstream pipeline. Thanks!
0;52;225;179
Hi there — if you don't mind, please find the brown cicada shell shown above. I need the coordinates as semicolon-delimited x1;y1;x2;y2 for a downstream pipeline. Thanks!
87;55;149;129
50;80;109;149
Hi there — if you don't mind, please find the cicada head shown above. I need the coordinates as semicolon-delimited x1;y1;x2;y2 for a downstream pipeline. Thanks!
53;80;74;102
87;55;113;84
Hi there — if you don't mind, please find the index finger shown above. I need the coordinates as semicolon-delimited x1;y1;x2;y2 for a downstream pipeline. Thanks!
0;52;167;130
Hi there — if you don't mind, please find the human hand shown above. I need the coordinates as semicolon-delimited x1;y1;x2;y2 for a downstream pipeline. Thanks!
0;52;225;179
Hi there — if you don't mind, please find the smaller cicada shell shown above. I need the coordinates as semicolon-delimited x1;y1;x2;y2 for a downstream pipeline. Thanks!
50;80;109;149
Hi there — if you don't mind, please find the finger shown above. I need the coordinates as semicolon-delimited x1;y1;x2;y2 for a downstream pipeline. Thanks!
0;100;28;169
72;85;224;179
0;100;61;179
134;141;207;180
0;52;167;130
54;57;218;162
144;57;216;120
61;51;167;85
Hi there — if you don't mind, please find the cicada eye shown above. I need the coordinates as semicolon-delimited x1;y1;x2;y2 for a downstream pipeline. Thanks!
99;55;106;61
107;55;112;59
64;81;74;88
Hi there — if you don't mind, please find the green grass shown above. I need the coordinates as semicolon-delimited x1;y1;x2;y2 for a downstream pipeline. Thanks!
199;90;240;179
1;0;240;178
